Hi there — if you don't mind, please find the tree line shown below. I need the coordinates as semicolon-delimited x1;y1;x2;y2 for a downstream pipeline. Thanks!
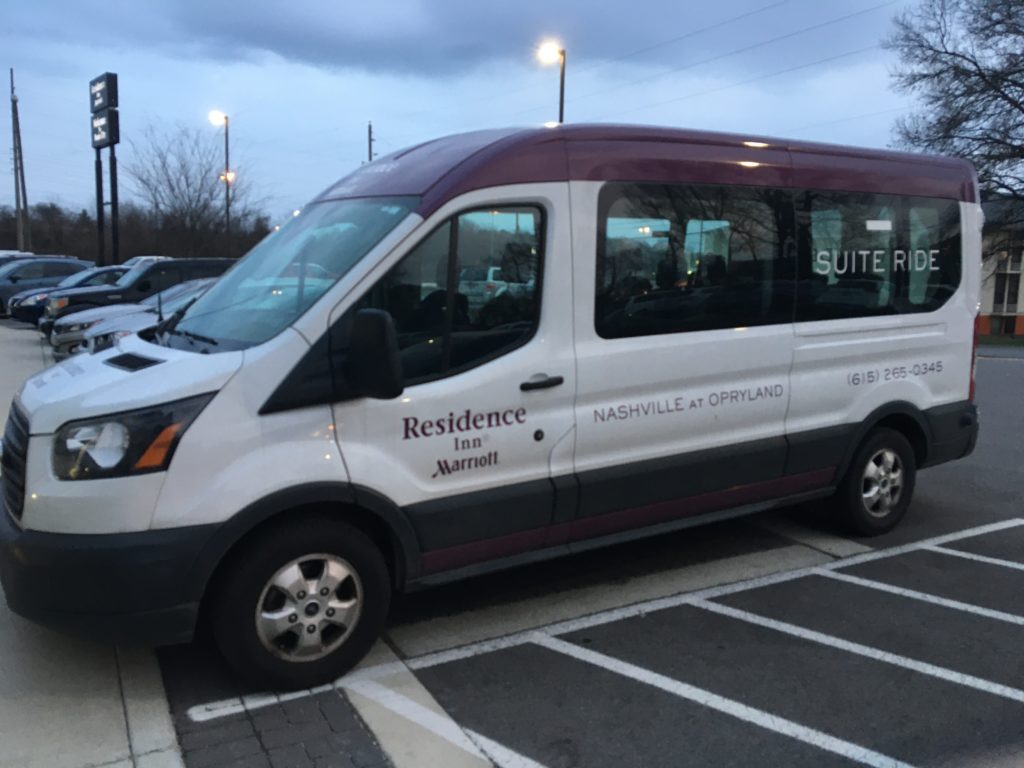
0;124;271;262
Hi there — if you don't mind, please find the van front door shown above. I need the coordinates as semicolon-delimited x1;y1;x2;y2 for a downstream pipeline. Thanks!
569;180;802;544
331;193;576;576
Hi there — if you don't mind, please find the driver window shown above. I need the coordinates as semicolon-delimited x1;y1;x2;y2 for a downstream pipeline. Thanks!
354;205;543;385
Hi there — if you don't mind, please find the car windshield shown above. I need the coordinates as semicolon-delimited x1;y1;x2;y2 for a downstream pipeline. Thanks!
168;196;418;352
60;268;104;288
115;261;152;287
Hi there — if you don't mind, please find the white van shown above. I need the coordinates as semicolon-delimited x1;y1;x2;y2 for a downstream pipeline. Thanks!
0;125;980;689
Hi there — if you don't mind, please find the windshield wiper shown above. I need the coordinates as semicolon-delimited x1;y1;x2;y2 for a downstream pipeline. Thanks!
175;328;219;346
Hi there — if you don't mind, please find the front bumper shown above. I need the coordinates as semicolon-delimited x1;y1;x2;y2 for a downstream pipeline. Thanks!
0;505;217;645
10;304;43;325
50;331;86;359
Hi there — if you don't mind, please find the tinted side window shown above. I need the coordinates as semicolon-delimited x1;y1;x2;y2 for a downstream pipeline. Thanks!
796;192;961;320
596;183;794;339
352;206;543;385
143;266;182;293
12;261;45;280
45;261;80;277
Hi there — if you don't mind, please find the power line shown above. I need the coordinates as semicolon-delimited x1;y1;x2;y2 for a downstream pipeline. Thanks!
781;106;907;134
379;1;791;125
585;44;880;122
523;0;899;118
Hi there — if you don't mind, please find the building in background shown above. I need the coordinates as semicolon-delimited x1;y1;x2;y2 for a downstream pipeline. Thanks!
980;198;1023;336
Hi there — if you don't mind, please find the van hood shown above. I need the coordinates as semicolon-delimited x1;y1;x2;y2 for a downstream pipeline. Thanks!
16;334;243;434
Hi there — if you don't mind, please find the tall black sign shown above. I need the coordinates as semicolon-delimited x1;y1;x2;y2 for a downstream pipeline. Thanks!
90;72;121;265
89;73;118;113
91;108;120;149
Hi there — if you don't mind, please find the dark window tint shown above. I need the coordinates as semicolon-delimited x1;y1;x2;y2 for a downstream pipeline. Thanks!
796;192;961;320
596;183;793;338
45;261;81;277
187;262;229;279
141;266;181;293
12;261;45;280
351;206;543;385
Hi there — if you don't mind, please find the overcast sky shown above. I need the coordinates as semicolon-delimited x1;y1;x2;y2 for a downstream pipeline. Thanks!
4;0;918;223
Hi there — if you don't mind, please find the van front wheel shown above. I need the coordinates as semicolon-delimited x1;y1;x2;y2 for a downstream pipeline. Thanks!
837;428;916;536
210;519;391;690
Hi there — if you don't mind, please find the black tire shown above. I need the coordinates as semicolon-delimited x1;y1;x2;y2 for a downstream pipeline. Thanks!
210;517;391;690
836;428;917;536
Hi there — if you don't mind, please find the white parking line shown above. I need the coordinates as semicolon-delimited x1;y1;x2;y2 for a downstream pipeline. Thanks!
186;518;1024;723
817;570;1024;627
532;634;913;768
465;730;550;768
692;599;1024;704
341;679;490;760
925;545;1024;573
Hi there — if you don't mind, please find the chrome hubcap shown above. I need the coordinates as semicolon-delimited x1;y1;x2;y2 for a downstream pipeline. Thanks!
255;554;362;662
861;448;904;518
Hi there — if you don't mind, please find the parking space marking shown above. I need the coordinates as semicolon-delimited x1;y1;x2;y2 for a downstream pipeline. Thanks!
185;518;1024;724
924;545;1024;572
342;679;490;760
692;599;1024;704
818;570;1024;627
531;634;913;768
464;730;549;768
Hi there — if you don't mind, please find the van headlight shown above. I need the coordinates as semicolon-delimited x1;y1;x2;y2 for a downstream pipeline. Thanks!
53;393;214;480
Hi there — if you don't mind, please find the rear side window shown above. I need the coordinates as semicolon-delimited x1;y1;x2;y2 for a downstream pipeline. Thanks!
596;183;794;338
796;192;961;320
45;261;81;277
351;205;543;385
144;266;182;293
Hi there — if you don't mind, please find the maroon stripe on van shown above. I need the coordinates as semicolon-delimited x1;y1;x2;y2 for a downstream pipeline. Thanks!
314;125;977;216
419;467;835;575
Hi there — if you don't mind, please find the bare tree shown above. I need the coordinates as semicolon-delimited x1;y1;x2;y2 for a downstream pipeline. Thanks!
125;123;265;257
885;0;1024;201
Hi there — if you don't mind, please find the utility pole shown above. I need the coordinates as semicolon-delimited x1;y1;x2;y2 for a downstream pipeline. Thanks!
367;121;375;163
10;69;31;251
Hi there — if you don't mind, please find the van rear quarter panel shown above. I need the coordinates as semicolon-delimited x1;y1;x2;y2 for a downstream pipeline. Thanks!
785;201;980;444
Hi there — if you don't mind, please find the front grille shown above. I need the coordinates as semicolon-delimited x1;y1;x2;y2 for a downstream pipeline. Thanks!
1;403;29;521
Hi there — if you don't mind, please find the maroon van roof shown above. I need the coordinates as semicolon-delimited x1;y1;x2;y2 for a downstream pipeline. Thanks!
315;124;977;215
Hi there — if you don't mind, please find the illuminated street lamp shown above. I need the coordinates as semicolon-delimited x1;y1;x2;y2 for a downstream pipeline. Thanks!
208;109;232;255
537;40;566;124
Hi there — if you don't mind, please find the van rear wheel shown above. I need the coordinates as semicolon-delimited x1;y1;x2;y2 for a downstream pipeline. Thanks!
836;428;916;536
210;518;390;690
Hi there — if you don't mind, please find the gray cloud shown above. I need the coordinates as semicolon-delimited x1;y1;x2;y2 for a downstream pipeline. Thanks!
8;1;908;77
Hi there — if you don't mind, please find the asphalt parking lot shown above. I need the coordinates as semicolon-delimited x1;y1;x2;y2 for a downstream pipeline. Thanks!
3;317;1022;768
158;350;1024;768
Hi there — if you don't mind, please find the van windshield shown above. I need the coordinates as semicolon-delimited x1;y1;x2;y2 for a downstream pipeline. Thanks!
165;196;418;352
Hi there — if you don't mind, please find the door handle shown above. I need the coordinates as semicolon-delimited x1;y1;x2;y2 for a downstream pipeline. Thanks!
520;375;564;392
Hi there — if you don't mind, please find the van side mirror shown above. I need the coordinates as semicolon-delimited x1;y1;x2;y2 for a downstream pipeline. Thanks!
137;280;152;293
8;275;18;284
346;309;404;399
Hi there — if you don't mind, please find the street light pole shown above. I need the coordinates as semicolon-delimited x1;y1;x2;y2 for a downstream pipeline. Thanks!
223;114;230;257
537;40;567;125
209;110;231;257
558;48;566;124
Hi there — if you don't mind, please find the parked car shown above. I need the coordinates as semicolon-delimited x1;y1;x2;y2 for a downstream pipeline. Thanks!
38;257;169;335
50;279;214;359
8;266;127;325
84;279;215;355
45;257;231;321
0;250;34;267
0;256;91;316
